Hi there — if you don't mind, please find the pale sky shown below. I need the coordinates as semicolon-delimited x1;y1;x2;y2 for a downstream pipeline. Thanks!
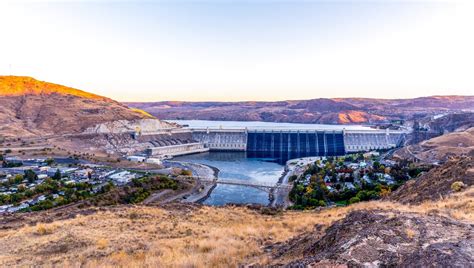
0;0;473;101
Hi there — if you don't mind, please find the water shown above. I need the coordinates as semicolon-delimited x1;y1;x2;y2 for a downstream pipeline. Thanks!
169;119;366;205
174;152;284;206
166;119;374;131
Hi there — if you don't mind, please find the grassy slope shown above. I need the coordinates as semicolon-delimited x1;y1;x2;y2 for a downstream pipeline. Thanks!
0;76;108;101
0;188;472;267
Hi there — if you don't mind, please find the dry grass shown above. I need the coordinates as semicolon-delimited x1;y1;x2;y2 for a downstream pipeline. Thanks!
0;187;472;267
34;223;57;236
96;238;109;249
405;228;416;239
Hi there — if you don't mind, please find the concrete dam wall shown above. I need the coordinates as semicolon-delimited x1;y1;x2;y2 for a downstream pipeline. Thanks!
191;128;406;159
247;131;345;159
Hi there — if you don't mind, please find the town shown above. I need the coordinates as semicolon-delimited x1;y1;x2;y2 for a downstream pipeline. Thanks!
288;152;431;209
0;154;144;213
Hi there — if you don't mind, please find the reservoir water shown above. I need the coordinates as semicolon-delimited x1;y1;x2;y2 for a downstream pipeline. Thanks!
173;151;284;206
167;119;374;131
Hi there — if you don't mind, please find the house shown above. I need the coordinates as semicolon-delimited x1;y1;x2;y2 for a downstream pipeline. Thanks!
47;167;78;177
363;151;380;158
127;156;146;162
344;182;356;190
145;158;162;165
109;171;137;185
37;174;48;180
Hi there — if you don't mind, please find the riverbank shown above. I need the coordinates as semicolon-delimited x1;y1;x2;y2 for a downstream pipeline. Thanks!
164;160;220;203
271;156;320;208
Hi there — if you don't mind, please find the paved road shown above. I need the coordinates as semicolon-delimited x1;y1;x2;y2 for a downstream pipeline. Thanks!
271;157;320;208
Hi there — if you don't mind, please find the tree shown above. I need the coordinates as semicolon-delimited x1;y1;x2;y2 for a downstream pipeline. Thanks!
24;169;38;183
373;161;381;170
52;169;62;180
45;158;54;166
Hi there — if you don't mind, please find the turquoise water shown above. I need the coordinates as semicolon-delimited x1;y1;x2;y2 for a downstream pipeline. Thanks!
174;152;284;206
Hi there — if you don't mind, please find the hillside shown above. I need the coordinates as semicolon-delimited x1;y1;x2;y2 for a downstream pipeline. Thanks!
0;188;471;267
395;127;474;163
388;156;473;204
126;96;474;124
0;76;161;137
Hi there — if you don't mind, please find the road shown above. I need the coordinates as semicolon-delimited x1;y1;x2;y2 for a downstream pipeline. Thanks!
271;156;320;208
159;160;218;203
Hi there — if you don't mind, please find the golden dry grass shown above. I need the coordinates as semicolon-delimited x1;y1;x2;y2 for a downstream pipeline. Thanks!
130;108;155;118
0;76;107;100
0;187;472;267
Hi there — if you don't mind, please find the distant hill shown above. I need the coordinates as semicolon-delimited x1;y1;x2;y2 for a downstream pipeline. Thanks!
0;76;158;137
126;96;474;124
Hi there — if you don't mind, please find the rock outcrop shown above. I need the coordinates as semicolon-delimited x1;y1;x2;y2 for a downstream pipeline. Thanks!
276;210;474;267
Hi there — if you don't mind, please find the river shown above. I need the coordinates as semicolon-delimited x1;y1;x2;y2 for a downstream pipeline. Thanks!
168;120;367;206
173;151;284;206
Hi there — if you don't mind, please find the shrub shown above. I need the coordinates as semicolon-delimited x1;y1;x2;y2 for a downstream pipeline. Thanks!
180;169;192;176
451;181;466;192
349;196;360;204
35;223;55;235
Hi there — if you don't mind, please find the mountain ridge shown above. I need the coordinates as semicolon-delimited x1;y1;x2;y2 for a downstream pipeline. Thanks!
126;96;474;124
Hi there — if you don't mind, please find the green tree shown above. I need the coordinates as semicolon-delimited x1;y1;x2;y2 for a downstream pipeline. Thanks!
52;169;62;180
24;169;38;183
349;196;360;204
45;158;54;166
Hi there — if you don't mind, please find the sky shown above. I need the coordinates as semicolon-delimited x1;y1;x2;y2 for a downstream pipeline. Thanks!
0;0;473;102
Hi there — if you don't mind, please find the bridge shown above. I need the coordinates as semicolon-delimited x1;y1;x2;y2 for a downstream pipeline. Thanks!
197;177;292;193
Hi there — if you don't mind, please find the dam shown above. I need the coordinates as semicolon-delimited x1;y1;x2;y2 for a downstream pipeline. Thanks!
144;121;407;161
191;128;405;157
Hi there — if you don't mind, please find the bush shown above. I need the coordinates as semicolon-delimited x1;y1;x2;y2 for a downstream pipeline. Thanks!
349;196;360;204
451;181;466;192
180;169;192;176
35;224;55;235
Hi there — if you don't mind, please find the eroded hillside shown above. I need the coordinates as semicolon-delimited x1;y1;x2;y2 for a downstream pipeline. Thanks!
0;76;161;137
